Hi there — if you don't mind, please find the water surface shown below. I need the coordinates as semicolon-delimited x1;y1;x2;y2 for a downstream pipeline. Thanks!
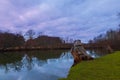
0;49;108;80
0;50;73;80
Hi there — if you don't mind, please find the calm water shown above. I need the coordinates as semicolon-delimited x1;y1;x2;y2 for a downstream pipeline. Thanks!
0;50;108;80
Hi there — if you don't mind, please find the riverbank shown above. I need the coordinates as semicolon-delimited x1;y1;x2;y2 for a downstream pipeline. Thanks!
0;44;72;52
60;51;120;80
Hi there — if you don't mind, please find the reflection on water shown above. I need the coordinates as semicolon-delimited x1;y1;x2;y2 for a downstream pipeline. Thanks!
87;49;110;58
0;50;73;80
0;49;109;80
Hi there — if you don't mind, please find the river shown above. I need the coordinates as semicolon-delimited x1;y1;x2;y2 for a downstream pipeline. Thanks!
0;50;108;80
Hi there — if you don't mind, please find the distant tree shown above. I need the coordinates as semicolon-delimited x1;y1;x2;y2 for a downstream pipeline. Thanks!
88;40;93;44
89;27;120;50
0;32;25;48
38;32;43;36
34;35;63;46
25;29;35;39
15;33;25;47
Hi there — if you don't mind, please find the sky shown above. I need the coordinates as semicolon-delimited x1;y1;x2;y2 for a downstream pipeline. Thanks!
0;0;120;42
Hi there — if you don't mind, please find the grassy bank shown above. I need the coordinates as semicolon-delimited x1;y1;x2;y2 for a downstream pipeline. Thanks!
60;51;120;80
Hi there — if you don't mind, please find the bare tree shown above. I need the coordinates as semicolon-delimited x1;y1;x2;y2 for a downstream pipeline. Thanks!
25;29;35;39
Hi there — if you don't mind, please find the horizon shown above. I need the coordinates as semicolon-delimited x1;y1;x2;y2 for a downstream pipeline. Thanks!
0;0;120;42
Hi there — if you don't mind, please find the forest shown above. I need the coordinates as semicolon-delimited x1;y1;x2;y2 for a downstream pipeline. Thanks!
0;30;72;51
0;26;120;51
88;26;120;50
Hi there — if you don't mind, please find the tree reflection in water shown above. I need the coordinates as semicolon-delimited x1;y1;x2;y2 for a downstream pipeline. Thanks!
0;49;108;80
0;50;73;80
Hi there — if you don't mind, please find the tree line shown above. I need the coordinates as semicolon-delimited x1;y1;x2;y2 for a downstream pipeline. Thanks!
88;26;120;50
0;30;72;50
0;32;25;48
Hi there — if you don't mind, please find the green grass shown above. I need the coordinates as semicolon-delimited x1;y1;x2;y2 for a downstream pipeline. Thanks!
60;51;120;80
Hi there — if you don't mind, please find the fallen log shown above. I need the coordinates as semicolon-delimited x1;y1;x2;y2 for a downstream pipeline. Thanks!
71;40;93;66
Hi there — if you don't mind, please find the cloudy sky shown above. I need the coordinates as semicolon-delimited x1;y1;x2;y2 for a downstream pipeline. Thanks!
0;0;120;42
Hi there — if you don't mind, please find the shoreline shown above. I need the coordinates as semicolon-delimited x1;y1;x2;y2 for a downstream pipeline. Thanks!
0;47;71;52
60;51;120;80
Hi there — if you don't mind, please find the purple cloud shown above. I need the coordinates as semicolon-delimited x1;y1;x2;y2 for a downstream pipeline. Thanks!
0;0;120;42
